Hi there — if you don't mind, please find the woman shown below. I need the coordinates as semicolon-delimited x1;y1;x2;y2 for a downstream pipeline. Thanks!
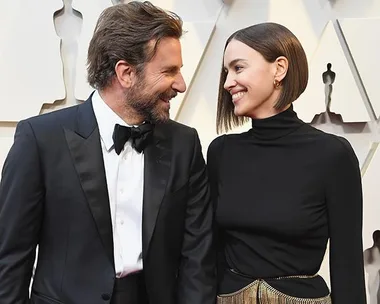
208;22;366;303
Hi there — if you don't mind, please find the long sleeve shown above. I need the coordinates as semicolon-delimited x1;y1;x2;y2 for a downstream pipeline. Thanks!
207;136;225;210
0;120;44;303
207;135;226;290
177;129;216;304
326;137;366;303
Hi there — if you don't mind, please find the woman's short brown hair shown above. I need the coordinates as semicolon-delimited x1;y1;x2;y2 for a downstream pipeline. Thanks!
217;22;308;133
87;1;183;91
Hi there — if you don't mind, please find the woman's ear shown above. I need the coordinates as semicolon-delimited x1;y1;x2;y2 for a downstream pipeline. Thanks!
274;56;289;82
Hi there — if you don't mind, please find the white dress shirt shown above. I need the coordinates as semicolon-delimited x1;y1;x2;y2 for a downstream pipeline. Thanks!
92;90;144;277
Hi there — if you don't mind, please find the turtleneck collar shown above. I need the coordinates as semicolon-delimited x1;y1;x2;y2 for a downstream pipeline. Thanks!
248;105;304;140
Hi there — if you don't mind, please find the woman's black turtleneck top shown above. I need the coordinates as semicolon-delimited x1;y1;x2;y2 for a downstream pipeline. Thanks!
207;106;366;303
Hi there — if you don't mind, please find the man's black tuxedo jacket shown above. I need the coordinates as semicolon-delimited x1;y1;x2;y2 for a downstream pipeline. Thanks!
0;97;216;304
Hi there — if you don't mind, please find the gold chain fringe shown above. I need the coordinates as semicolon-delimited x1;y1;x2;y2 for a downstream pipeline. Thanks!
217;278;332;304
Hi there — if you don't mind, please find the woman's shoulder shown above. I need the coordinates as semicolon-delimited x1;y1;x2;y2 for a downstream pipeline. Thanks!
208;134;226;156
208;132;246;153
304;125;357;163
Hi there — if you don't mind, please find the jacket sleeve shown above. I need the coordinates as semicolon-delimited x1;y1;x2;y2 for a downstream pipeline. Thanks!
177;129;217;304
0;120;44;303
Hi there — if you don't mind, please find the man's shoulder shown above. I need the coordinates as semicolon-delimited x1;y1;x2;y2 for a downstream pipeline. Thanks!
22;103;85;130
156;119;195;137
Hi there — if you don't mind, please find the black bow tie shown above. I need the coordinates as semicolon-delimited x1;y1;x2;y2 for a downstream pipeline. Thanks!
112;123;154;154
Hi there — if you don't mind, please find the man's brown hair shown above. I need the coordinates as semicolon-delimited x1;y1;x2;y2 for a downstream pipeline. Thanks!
87;1;183;90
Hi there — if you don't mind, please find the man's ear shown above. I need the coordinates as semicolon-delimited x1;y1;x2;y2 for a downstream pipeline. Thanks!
115;60;137;89
274;56;289;82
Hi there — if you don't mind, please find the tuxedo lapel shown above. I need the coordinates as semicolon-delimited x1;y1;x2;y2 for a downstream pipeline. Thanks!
142;124;172;257
64;98;114;267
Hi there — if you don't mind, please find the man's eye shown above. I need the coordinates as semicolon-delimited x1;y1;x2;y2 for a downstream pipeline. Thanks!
164;68;179;75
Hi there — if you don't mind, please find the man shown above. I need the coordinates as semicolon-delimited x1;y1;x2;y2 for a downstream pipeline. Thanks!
0;2;215;304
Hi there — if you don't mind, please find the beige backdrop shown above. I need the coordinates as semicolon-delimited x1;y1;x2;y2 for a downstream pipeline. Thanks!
0;0;379;302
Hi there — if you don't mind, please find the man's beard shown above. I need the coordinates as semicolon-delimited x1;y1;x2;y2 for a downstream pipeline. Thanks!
124;77;177;124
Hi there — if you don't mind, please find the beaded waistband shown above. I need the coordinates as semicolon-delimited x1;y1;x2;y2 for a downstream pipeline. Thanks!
229;268;318;280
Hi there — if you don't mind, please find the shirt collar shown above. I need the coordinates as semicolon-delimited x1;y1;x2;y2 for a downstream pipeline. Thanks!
92;90;131;152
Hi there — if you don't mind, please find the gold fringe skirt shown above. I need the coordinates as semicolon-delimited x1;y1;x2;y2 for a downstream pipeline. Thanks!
217;278;332;304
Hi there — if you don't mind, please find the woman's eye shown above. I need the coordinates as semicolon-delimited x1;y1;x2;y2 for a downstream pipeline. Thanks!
235;65;243;72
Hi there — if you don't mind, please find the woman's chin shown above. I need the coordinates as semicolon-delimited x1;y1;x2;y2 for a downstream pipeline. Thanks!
233;106;245;117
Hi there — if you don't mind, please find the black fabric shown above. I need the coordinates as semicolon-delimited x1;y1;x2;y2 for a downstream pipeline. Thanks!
111;272;148;304
113;123;154;154
207;105;366;303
